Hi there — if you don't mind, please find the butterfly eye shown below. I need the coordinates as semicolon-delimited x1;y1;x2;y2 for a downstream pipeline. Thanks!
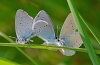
16;39;18;41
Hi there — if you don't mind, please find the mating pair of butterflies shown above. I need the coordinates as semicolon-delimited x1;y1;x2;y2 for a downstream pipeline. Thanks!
15;9;83;56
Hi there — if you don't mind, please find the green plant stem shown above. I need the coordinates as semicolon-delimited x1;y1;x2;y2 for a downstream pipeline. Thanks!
0;43;100;54
66;0;100;65
0;32;38;65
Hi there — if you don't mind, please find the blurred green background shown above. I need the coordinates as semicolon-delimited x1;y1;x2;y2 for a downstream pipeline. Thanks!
0;0;100;65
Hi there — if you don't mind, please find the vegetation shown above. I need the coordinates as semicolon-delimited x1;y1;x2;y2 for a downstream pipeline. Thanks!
0;0;100;65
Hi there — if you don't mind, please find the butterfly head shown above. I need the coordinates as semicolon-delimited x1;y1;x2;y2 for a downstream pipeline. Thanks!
16;38;27;44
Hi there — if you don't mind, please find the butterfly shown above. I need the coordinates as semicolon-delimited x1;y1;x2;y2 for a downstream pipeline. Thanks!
32;11;83;56
15;9;36;44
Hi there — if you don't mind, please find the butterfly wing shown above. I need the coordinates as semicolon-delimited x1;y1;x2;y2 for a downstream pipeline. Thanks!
33;20;55;43
33;10;55;44
59;13;83;56
34;10;53;28
15;9;35;43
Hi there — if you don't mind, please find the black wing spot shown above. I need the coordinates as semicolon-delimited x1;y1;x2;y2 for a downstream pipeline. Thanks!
68;36;70;37
72;26;73;27
41;19;43;20
20;23;21;24
36;32;38;33
37;15;39;17
44;26;45;27
60;38;63;40
39;29;40;32
72;28;74;30
34;28;36;29
20;30;21;32
70;21;72;24
46;25;47;26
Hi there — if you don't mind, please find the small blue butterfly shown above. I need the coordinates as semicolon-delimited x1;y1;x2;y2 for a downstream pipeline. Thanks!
15;9;36;44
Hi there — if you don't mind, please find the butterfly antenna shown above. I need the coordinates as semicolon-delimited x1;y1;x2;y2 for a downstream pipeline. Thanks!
27;39;33;44
9;36;16;40
29;39;34;42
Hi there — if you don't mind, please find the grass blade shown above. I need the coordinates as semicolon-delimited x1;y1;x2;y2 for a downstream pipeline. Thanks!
66;0;100;65
0;43;100;54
